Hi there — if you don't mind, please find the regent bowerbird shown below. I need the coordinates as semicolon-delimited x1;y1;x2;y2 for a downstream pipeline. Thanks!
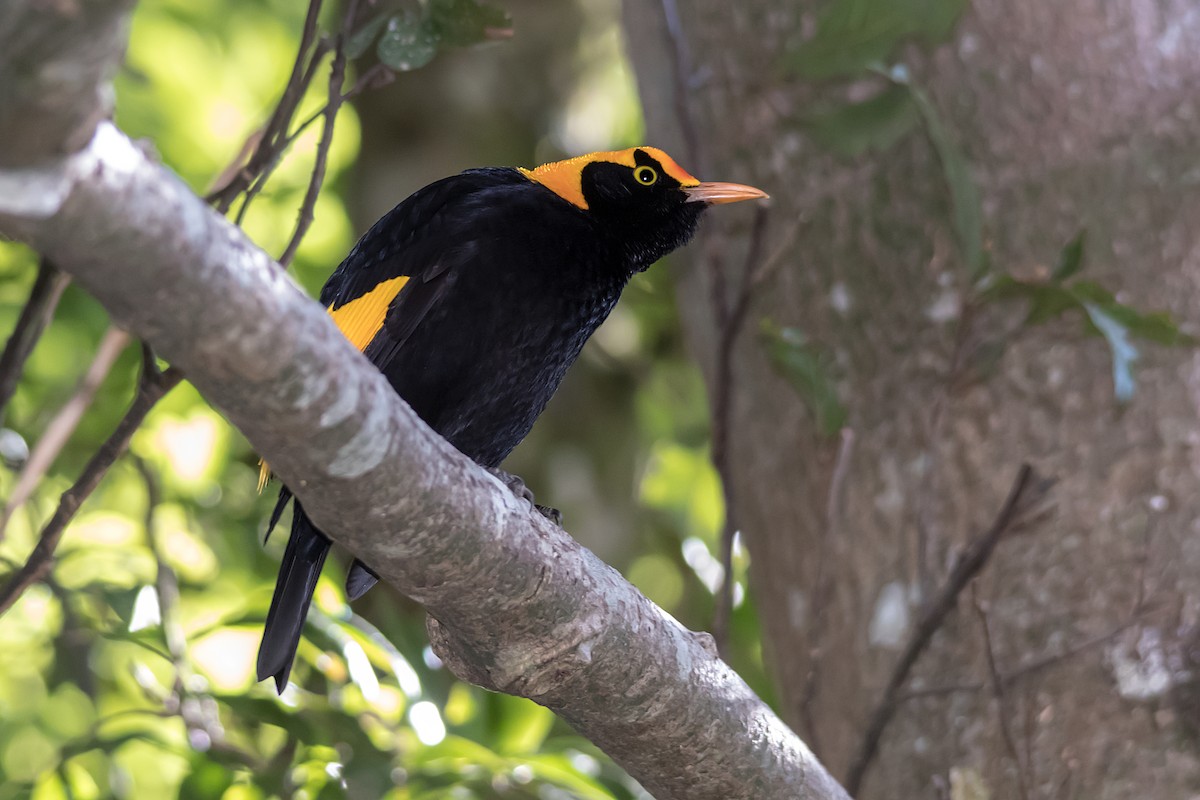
256;146;767;692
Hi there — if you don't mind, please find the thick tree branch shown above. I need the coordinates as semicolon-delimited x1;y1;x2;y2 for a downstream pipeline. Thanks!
0;4;849;796
0;118;850;800
0;0;133;167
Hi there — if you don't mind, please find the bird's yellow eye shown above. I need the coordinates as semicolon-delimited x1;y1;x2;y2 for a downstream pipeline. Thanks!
633;165;658;186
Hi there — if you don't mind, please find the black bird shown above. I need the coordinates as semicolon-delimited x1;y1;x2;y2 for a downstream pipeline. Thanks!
256;146;766;692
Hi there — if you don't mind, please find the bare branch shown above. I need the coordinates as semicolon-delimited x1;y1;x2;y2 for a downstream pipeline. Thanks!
0;259;71;416
278;0;358;268
206;0;328;212
845;463;1054;796
0;325;131;538
0;356;181;616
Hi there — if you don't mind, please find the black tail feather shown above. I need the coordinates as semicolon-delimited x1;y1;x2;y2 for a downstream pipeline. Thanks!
265;486;293;543
345;559;380;601
257;502;330;693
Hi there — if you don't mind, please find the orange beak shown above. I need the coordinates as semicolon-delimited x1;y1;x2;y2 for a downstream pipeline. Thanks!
683;181;769;205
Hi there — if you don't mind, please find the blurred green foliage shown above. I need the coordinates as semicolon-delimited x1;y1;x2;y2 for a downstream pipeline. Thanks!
0;0;768;797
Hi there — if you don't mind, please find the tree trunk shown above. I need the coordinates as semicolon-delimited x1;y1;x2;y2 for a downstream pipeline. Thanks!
625;1;1200;796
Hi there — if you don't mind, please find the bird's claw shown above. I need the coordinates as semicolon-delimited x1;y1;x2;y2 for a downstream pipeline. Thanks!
535;504;563;527
485;467;563;526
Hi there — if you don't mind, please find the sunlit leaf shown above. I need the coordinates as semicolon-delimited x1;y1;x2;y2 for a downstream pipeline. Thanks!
492;695;554;755
177;758;233;800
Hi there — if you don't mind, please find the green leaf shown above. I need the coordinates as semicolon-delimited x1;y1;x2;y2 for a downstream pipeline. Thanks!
904;76;985;277
1052;230;1086;281
346;13;390;61
429;0;513;47
784;0;968;79
377;10;440;72
1082;303;1139;403
1024;284;1080;326
802;84;919;157
981;270;1196;401
178;758;234;800
762;323;845;435
491;695;554;755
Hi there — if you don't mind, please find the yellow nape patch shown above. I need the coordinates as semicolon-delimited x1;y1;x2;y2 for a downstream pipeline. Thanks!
518;146;699;210
257;459;270;493
328;275;411;351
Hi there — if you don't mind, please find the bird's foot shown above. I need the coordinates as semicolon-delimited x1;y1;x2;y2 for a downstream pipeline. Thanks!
485;467;563;527
535;504;563;527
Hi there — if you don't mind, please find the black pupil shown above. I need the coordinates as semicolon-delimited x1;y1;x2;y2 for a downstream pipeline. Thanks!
639;170;653;183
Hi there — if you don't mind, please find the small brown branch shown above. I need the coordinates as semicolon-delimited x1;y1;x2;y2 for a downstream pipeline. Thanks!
844;463;1053;796
0;354;181;616
711;205;769;652
0;325;132;538
277;0;358;268
971;583;1031;800
231;59;394;231
0;259;71;417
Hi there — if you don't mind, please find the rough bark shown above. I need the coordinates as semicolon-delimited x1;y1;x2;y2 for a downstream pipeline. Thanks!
0;2;851;797
625;1;1200;797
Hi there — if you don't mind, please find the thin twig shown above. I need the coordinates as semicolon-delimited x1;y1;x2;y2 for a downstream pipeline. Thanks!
711;206;769;652
798;427;855;755
897;612;1146;703
207;0;327;212
232;31;393;232
0;259;71;417
0;353;181;616
278;0;358;268
971;583;1031;800
0;325;132;538
844;463;1052;796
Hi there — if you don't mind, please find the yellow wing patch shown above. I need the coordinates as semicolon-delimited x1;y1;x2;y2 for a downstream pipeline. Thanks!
257;274;411;493
328;274;411;351
519;147;699;210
